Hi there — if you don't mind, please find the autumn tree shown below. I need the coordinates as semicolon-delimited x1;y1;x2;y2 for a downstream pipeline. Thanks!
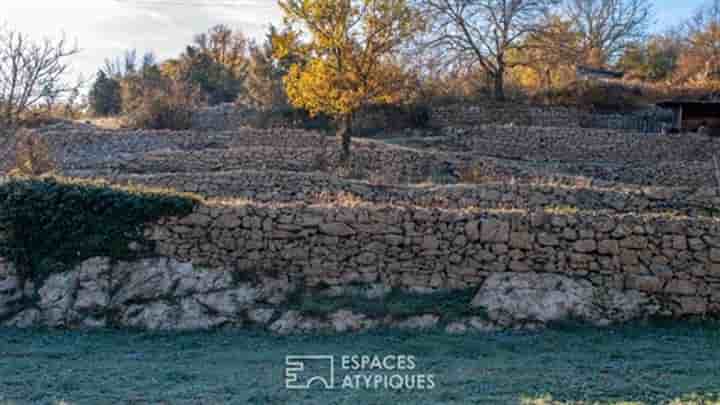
509;15;579;91
415;0;559;101
676;0;720;86
277;0;422;162
616;34;681;81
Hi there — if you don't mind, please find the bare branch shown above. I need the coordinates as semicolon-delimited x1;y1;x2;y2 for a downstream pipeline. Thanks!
414;0;559;100
0;25;80;125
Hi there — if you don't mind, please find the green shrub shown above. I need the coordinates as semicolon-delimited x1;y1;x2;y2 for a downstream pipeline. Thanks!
0;176;200;281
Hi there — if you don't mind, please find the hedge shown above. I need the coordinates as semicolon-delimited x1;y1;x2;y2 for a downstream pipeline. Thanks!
0;176;200;281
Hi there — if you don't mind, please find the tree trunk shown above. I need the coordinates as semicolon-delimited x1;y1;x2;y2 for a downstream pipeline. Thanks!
494;69;505;101
337;114;352;163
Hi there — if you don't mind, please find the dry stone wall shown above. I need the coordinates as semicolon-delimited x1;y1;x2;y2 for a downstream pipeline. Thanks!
147;203;720;316
191;104;257;131
417;125;720;187
434;126;720;164
432;104;582;128
148;204;719;298
36;123;720;188
76;170;720;215
69;141;454;185
2;201;720;332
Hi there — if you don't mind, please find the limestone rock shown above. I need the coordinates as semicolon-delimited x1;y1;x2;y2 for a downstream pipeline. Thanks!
196;286;257;316
120;302;178;330
480;219;510;243
465;221;481;242
510;232;533;250
176;298;231;330
39;271;79;327
330;310;372;333
472;273;594;324
247;308;276;324
319;223;356;237
174;264;234;296
468;317;501;332
472;273;653;325
112;258;176;305
573;240;597;253
74;258;111;316
269;310;303;335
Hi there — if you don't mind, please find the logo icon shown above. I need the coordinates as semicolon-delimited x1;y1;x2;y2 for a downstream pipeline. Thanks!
285;355;335;390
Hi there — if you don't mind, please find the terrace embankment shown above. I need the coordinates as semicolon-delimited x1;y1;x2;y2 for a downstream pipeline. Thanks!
2;191;719;332
69;169;720;215
3;121;718;333
39;123;720;188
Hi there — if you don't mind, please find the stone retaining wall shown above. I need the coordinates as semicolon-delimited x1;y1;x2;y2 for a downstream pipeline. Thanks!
71;142;454;185
2;201;720;331
191;104;256;131
146;204;720;304
432;104;582;128
434;126;720;164
73;170;720;215
36;123;720;188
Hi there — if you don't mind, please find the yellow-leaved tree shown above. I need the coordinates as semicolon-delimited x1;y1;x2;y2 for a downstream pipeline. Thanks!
276;0;422;162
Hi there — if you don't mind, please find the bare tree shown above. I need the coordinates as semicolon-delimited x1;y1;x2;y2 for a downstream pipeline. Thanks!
565;0;653;67
0;25;80;126
415;0;559;100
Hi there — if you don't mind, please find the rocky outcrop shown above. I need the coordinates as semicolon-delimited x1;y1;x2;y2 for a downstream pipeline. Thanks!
0;257;490;333
0;257;289;331
472;273;657;326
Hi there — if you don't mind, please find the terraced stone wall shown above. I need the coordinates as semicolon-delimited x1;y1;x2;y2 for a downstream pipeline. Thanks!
144;202;720;317
432;104;582;128
437;126;720;163
2;200;720;331
81;170;720;215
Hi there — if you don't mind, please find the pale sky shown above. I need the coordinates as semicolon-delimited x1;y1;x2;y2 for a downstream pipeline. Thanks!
2;0;283;82
0;0;710;82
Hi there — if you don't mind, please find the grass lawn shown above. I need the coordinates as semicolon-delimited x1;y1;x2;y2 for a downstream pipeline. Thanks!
1;322;720;404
